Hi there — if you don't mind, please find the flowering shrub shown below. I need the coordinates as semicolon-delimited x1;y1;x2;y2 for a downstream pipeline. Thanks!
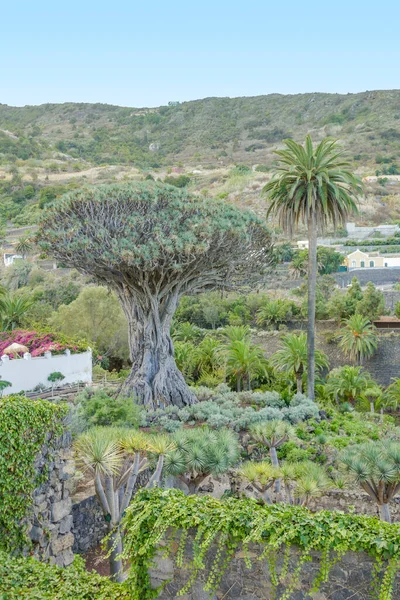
0;330;88;359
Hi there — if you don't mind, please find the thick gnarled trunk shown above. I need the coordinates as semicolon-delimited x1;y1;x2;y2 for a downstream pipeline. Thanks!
118;291;197;410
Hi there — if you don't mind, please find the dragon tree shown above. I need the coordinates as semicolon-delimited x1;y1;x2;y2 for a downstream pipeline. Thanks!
37;182;273;409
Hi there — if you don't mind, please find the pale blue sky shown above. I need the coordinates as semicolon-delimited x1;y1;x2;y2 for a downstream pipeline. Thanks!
1;1;399;108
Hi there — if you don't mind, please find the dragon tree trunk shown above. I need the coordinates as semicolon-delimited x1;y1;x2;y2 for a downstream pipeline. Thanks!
118;291;196;410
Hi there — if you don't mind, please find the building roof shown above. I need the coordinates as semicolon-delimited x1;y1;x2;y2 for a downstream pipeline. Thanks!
373;316;400;323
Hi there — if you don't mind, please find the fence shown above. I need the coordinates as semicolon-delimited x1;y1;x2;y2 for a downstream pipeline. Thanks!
0;349;92;394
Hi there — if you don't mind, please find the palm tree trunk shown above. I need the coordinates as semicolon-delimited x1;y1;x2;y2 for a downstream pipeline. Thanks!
379;503;391;523
296;374;303;394
307;211;317;400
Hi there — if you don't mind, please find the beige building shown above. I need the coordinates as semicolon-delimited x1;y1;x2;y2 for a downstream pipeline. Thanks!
347;249;400;270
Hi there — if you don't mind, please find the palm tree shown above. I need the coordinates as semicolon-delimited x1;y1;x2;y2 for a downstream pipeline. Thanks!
249;420;295;492
383;378;400;412
165;428;239;494
75;428;175;581
220;325;251;343
223;339;267;391
325;365;372;405
0;294;34;330
172;321;202;343
264;136;361;399
340;441;400;522
337;315;378;365
256;299;294;330
270;332;328;393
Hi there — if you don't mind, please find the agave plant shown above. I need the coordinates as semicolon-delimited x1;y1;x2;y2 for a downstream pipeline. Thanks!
340;441;400;522
165;428;239;494
237;461;280;504
249;420;295;492
75;427;174;580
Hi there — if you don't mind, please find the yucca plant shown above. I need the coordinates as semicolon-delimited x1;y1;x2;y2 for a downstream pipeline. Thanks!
340;441;400;522
237;461;280;504
74;427;174;580
165;428;239;494
337;314;378;365
292;462;332;507
250;420;295;492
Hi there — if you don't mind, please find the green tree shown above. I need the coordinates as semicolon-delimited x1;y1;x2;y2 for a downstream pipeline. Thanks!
250;420;295;492
383;378;400;412
74;428;174;580
256;299;296;330
224;339;268;391
264;136;361;399
50;287;129;361
325;365;372;404
47;371;65;397
237;462;280;504
38;182;272;409
165;428;239;494
271;332;328;393
337;315;378;364
340;442;400;522
356;282;385;321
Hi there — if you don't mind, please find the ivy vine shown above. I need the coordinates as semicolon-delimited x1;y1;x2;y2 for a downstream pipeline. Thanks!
0;394;67;552
122;488;400;600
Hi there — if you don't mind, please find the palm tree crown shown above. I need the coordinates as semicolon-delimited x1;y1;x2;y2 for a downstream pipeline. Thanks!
337;314;378;364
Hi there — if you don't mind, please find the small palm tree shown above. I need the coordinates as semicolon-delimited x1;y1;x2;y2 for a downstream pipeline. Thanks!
256;299;294;330
220;325;251;343
340;441;400;522
0;294;34;330
165;428;239;494
271;332;328;393
291;462;332;507
325;365;372;405
250;420;295;492
223;339;267;391
195;336;223;374
47;371;65;398
172;321;202;343
337;315;378;365
264;136;361;399
75;428;174;580
383;378;400;412
14;237;33;259
237;461;280;504
174;341;197;382
358;384;382;415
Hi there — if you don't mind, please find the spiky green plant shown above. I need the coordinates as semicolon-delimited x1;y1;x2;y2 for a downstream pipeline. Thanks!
165;428;239;493
340;441;400;522
337;314;378;365
0;294;34;331
264;136;361;399
220;325;251;343
250;420;295;492
237;461;280;504
75;427;174;580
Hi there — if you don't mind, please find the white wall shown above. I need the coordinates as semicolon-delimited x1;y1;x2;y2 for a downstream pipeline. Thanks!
0;349;92;394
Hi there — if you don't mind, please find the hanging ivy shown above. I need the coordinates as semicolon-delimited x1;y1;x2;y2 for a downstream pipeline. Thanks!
0;394;68;552
122;488;400;600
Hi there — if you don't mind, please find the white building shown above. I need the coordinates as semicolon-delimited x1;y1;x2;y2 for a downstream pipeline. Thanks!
3;253;23;267
347;249;400;270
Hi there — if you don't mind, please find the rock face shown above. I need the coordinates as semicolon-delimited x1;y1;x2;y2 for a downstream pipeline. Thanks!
28;431;75;567
150;540;400;600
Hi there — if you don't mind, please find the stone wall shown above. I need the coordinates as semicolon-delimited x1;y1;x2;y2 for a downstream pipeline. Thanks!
255;329;400;386
71;469;150;554
28;430;75;567
150;539;400;599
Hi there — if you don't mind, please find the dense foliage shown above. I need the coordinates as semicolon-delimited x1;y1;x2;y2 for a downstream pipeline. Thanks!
122;488;400;600
0;395;67;552
0;552;130;599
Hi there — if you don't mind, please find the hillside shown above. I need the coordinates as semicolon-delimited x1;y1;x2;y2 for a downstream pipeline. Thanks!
1;90;400;167
1;90;400;230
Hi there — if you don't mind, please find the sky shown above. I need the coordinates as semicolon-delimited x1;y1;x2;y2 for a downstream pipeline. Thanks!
2;1;400;108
